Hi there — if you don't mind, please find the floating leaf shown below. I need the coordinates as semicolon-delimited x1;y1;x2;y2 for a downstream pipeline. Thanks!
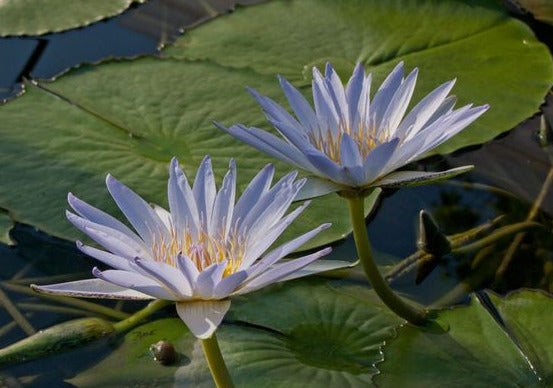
165;0;553;154
70;279;402;387
375;290;553;387
0;58;376;250
0;209;14;245
0;0;145;37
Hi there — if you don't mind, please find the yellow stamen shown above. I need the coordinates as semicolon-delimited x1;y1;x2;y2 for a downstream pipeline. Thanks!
309;120;391;163
151;225;245;277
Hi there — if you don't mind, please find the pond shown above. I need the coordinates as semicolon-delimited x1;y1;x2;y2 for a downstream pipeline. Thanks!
0;0;552;386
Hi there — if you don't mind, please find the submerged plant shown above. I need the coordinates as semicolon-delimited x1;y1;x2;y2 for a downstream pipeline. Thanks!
216;62;489;324
33;156;335;387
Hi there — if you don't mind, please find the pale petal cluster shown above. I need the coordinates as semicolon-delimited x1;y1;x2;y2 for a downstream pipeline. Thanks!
33;157;335;338
216;62;489;196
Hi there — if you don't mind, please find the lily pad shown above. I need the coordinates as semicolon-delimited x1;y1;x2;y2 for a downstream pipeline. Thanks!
0;0;145;37
0;57;377;250
70;279;402;387
0;209;14;245
375;290;553;387
164;0;553;155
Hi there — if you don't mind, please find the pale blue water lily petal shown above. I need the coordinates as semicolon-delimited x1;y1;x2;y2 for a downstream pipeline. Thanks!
237;247;332;294
193;155;217;228
240;200;312;269
32;279;154;300
34;159;336;339
382;68;418;135
219;62;488;192
396;80;456;141
295;177;343;201
278;74;319;132
215;122;314;170
168;157;200;237
133;258;193;298
245;223;332;280
277;259;358;282
176;300;231;340
92;267;178;300
210;160;236;238
68;193;144;247
177;253;200;286
248;87;302;130
233;163;274;225
195;262;227;299
212;271;248;299
66;211;149;259
376;166;474;188
76;241;134;272
106;175;168;247
363;138;400;183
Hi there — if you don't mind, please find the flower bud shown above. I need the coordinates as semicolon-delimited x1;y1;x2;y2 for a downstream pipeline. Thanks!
417;210;451;256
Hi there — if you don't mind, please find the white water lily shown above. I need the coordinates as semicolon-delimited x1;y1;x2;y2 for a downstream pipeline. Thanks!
33;157;338;339
216;62;489;198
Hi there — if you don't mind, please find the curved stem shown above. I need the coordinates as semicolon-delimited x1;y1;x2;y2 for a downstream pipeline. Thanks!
347;197;427;325
201;333;235;388
113;299;171;334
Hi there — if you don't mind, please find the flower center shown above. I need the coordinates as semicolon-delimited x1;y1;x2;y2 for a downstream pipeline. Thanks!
151;226;245;277
309;121;391;164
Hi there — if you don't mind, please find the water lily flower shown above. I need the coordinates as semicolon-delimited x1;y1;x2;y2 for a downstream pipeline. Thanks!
33;157;336;339
215;62;489;198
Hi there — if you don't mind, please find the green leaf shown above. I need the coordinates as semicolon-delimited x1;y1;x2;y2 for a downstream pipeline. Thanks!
0;209;14;245
0;0;145;37
164;0;553;154
70;279;403;387
375;290;553;387
0;57;375;250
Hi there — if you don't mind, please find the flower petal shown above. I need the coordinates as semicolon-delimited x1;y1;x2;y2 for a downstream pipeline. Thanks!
195;262;227;299
278;75;319;132
32;278;154;300
176;300;231;339
210;160;236;238
106;174;168;246
76;241;134;272
276;259;356;282
375;166;474;188
245;222;332;280
233;163;274;225
237;247;332;294
133;258;193;298
92;267;178;300
67;193;143;247
215;122;313;170
168;157;200;237
295;177;343;200
193;155;217;228
371;61;404;130
66;211;150;260
212;271;248;299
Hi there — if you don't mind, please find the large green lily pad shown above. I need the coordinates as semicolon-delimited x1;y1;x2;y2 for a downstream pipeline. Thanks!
0;0;145;37
375;290;553;387
0;57;376;250
70;279;402;387
164;0;553;155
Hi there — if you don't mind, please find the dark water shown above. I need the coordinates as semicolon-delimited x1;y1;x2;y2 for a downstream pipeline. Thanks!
0;0;552;385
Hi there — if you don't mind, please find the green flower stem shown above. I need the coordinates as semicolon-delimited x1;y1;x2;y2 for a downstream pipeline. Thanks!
346;196;427;325
113;299;171;334
201;333;235;388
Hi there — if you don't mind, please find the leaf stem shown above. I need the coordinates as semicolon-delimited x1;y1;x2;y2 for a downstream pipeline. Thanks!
347;196;427;325
201;333;235;388
113;299;171;334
